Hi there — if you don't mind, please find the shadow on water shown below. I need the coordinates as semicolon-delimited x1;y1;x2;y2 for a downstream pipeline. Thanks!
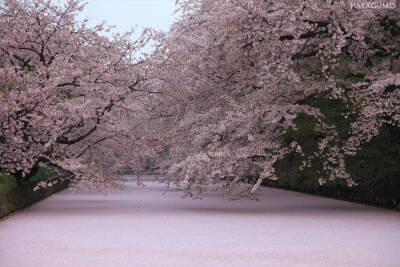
29;193;375;217
175;204;373;215
25;177;384;217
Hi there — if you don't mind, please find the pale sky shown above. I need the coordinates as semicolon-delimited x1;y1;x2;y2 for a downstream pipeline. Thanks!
79;0;177;36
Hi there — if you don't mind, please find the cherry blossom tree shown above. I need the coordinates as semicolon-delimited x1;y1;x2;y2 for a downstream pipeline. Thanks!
2;0;398;199
147;0;400;199
0;0;150;188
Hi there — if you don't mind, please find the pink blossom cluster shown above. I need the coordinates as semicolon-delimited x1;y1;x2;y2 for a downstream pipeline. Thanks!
146;0;400;198
0;0;150;189
1;0;399;198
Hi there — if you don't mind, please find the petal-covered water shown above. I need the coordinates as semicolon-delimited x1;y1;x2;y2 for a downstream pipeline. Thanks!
1;175;399;267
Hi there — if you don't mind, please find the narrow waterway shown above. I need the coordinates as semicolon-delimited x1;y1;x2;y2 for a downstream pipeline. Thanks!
1;175;399;267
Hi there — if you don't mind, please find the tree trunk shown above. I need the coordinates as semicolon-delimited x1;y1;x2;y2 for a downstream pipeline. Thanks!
14;164;39;187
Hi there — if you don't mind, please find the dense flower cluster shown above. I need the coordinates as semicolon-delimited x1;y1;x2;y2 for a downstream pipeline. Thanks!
0;0;149;188
147;0;400;198
1;0;399;198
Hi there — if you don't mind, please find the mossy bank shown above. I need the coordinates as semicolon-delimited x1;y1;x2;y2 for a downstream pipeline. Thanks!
264;98;400;211
0;168;69;218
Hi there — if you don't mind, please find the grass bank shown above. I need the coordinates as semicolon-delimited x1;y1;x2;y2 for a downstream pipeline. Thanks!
0;168;69;218
264;98;400;211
